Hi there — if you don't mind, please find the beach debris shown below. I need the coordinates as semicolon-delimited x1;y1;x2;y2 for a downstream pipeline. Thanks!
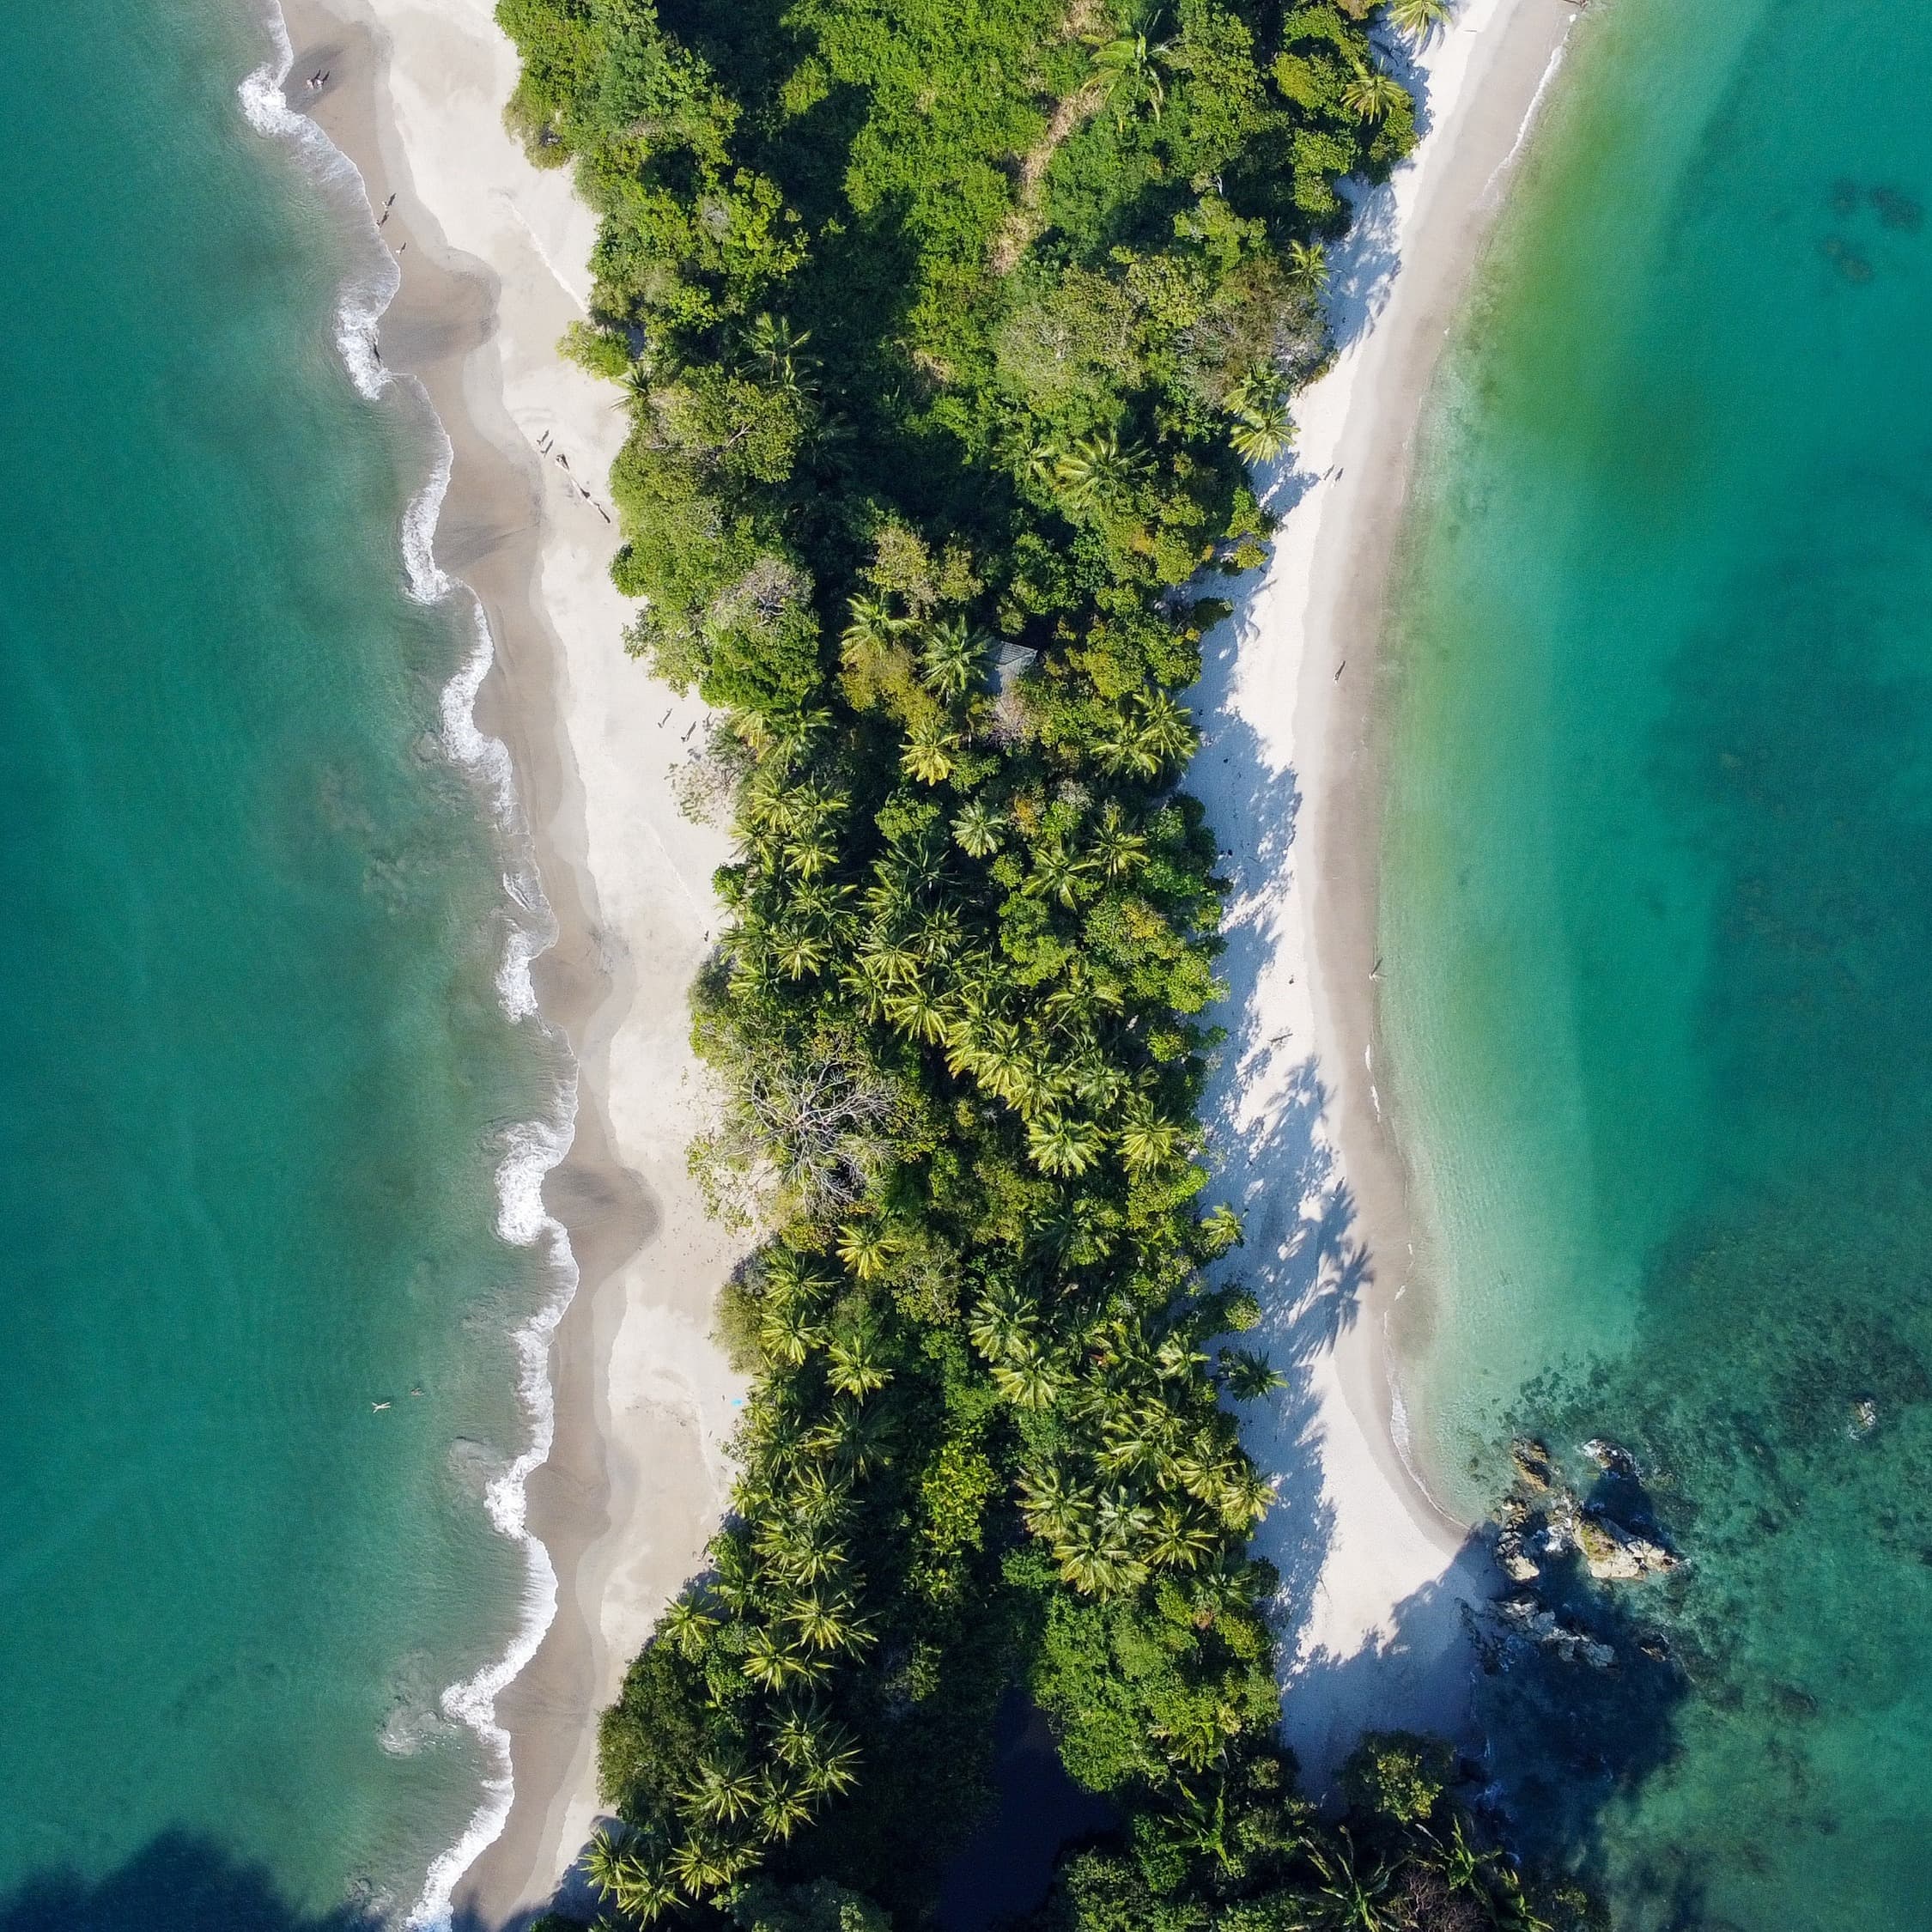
1582;1437;1638;1479
1333;659;1346;679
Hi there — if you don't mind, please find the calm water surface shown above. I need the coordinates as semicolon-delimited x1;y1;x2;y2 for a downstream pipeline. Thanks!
0;3;556;1919
1381;0;1932;1922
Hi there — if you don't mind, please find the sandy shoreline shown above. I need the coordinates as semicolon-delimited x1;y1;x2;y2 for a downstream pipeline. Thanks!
1193;0;1578;1785
265;1;745;1922
261;0;1577;1915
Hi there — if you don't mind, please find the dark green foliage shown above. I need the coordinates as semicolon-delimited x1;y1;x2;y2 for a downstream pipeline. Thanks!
486;2;1570;1927
1339;1730;1454;1829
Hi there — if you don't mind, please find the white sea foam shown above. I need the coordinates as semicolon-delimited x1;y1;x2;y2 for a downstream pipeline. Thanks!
240;11;584;1925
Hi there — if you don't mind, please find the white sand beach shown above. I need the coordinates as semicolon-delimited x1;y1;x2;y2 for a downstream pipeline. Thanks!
1193;0;1577;1785
276;0;1580;1917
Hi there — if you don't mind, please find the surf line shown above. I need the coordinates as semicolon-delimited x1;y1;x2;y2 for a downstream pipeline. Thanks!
238;9;585;1925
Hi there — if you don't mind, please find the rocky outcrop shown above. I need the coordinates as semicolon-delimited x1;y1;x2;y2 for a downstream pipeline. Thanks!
1480;1430;1685;1676
1488;1437;1678;1587
1494;1594;1617;1670
1510;1436;1558;1492
1576;1511;1678;1583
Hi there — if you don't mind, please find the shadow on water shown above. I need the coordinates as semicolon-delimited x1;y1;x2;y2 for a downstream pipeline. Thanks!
0;1833;386;1932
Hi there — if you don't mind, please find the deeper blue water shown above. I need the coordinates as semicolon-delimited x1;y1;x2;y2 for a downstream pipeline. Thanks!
0;4;559;1921
1381;0;1932;1923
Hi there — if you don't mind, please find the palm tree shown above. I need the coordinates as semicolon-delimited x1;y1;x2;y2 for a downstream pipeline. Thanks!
884;981;950;1045
835;1218;898;1281
666;1832;744;1899
758;1769;816;1842
659;1593;720;1659
969;1288;1036;1362
992;1341;1063;1412
770;924;829;980
1027;840;1097;908
786;828;837;879
1118;1107;1185;1175
1220;1463;1276;1529
587;1828;681;1924
1307;1832;1401;1931
743;1619;814;1690
1054;427;1150;513
799;1728;862;1797
827;1324;892;1397
1385;0;1454;43
952;797;1005;857
1028;1110;1104;1176
920;617;986;699
1286;237;1330;295
1091;803;1146;878
1018;1462;1092;1541
1342;58;1406;122
1092;19;1174;121
1199;1200;1244;1253
1147;1503;1216;1570
788;1586;874;1654
901;725;958;786
685;1753;762;1825
744;311;815;387
841;593;904;667
1226;367;1293;465
1218;1346;1285;1400
1134;690;1198;770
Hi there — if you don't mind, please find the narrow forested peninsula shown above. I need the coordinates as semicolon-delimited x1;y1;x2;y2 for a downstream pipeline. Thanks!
495;1;1582;1926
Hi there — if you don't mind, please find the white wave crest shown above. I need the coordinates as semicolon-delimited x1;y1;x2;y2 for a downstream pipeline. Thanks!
410;1091;580;1931
239;9;585;1925
237;9;400;404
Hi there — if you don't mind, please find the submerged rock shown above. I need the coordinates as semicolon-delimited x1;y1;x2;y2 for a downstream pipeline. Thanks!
1510;1436;1558;1491
1850;1395;1880;1438
1582;1437;1638;1479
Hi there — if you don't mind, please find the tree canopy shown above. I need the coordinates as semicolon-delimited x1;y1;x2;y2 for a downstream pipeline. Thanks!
494;0;1587;1925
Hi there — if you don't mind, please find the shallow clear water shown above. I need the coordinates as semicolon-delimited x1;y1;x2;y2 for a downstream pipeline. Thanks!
1381;0;1932;1922
0;5;557;1922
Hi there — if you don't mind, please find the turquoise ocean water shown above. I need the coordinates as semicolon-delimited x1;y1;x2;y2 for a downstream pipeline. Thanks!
1380;0;1932;1922
0;4;568;1923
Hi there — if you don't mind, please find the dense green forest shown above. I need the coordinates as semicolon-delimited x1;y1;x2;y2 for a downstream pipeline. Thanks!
495;0;1584;1925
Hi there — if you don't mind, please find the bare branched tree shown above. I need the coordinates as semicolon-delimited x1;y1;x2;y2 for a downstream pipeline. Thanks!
691;1037;902;1227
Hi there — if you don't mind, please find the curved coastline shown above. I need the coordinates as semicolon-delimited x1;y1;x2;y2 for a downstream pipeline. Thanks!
1197;0;1580;1784
240;0;1584;1911
247;0;748;1921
